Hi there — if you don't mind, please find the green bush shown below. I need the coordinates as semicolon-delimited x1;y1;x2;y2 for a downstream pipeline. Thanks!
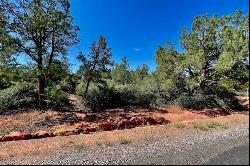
205;85;242;109
76;76;242;112
174;95;215;109
0;82;37;112
114;84;153;106
172;85;242;110
45;85;69;108
77;81;155;113
58;76;78;94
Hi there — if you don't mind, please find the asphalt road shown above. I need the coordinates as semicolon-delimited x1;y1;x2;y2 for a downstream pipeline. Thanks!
131;143;249;165
205;144;249;165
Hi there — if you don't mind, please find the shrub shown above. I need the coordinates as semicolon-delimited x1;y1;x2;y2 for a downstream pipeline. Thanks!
172;84;242;110
76;76;242;113
45;85;68;108
58;76;78;94
77;80;156;112
0;82;37;112
114;84;153;107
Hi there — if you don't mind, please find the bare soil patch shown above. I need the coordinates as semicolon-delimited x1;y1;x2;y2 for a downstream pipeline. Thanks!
0;104;247;134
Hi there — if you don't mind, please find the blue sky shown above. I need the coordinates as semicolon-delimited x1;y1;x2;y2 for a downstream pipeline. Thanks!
68;0;249;72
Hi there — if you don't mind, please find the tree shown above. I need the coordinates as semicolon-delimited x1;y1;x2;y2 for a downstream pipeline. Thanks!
111;56;131;85
0;11;20;89
216;11;249;91
180;14;223;92
46;60;70;85
0;0;79;109
77;35;113;97
0;11;14;61
131;64;149;82
154;42;179;87
180;11;249;92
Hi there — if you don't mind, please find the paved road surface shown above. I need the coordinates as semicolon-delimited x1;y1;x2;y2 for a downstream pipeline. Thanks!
205;144;249;165
131;143;249;165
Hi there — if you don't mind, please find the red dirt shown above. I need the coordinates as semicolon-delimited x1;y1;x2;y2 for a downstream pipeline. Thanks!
1;99;246;143
0;106;237;134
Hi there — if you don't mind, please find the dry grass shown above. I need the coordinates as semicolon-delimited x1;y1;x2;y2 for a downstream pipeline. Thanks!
118;136;132;145
0;127;13;136
192;119;230;131
141;128;153;141
192;121;209;131
173;121;186;129
206;120;223;128
74;142;86;151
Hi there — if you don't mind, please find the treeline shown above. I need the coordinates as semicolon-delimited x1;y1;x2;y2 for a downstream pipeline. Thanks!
0;0;249;113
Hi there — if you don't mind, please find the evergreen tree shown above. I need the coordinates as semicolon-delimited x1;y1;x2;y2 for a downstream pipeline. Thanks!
0;0;79;109
111;56;130;85
77;35;113;97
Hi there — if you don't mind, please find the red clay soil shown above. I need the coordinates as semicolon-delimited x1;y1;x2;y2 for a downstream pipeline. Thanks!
0;105;240;143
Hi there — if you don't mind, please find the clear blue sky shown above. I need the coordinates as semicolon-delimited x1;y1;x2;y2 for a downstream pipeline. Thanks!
68;0;249;72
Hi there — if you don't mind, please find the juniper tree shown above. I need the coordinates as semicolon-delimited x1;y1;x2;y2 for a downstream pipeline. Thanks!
77;35;113;97
0;0;79;108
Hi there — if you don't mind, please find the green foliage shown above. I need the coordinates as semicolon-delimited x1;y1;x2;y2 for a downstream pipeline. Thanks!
77;80;156;112
77;35;113;97
77;82;114;112
173;84;242;109
130;64;149;83
47;60;71;84
111;56;131;85
155;42;179;82
59;75;78;94
1;0;79;108
0;82;37;112
0;8;248;112
45;85;68;108
0;127;13;136
114;84;154;107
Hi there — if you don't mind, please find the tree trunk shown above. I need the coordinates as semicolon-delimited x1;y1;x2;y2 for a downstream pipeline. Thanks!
38;75;46;109
37;53;46;109
199;61;209;91
84;78;91;98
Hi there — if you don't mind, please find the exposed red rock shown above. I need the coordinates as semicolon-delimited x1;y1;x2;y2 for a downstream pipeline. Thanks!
62;131;75;136
1;132;23;141
21;132;32;140
196;108;232;118
99;122;115;131
154;117;168;124
129;117;143;126
73;128;83;134
34;131;52;138
84;127;97;133
117;119;131;129
145;117;157;125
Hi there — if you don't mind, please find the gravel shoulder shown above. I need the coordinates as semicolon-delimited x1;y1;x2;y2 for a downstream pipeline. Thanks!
0;123;249;165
